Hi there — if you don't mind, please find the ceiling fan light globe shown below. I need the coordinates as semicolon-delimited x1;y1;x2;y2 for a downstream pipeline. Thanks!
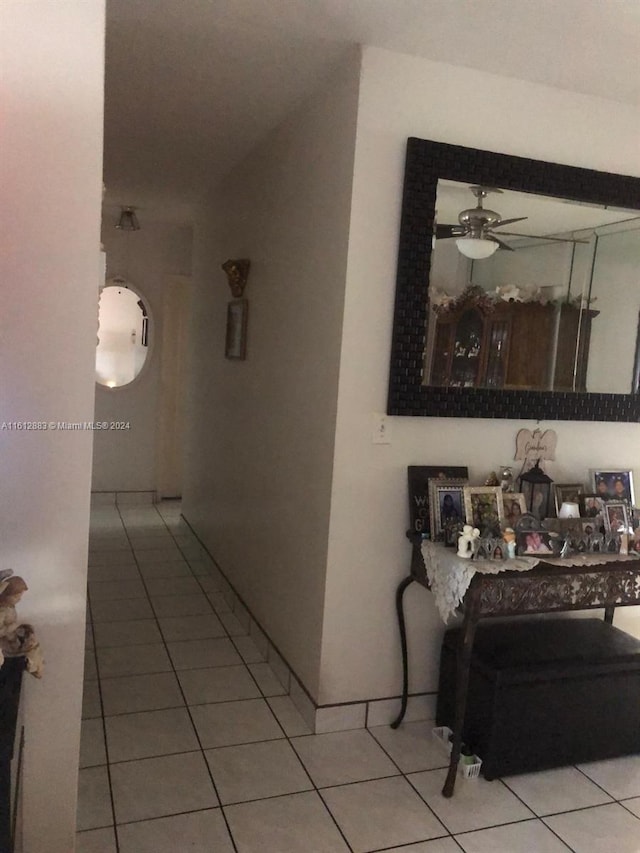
455;237;499;260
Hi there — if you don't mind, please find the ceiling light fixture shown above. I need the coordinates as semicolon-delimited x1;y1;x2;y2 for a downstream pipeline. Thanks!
115;206;140;232
455;237;499;260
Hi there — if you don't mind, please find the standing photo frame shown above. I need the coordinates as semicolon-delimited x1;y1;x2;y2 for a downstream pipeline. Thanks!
553;483;586;516
502;493;527;529
463;486;504;533
604;502;631;533
591;469;635;504
406;466;469;537
428;479;468;542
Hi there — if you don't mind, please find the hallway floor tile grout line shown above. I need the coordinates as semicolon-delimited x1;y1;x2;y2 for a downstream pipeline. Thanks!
78;500;640;853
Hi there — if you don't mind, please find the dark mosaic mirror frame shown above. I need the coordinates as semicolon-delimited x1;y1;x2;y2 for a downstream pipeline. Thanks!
387;138;640;421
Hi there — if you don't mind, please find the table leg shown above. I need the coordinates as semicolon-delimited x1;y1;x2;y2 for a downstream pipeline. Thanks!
442;586;481;797
604;605;615;624
391;576;415;729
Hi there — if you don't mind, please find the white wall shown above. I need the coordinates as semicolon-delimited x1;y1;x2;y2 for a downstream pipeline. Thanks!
0;3;105;851
182;52;361;698
319;47;640;706
92;222;192;492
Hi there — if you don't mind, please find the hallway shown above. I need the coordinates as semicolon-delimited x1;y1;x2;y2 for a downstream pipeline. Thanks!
77;502;640;853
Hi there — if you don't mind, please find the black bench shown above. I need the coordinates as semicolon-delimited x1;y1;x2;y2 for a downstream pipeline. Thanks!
436;617;640;779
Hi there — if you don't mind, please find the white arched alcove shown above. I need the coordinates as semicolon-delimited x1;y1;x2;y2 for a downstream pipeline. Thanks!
96;277;151;388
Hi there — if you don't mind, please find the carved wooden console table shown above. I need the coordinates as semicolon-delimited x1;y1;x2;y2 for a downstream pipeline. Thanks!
391;533;640;797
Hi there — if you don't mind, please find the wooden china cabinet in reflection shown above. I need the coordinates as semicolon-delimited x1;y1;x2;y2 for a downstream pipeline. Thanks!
428;287;598;392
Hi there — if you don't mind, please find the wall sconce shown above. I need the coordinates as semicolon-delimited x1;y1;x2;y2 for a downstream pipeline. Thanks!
116;206;140;232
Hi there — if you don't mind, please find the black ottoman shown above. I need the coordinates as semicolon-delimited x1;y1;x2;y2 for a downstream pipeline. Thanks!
436;618;640;779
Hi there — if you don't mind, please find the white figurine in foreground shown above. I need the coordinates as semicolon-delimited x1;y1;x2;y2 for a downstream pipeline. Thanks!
457;524;480;559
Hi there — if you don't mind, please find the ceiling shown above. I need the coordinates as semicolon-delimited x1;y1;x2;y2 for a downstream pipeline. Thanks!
104;0;640;223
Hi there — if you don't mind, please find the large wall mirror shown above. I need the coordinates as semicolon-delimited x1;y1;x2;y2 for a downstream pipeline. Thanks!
388;139;640;421
96;278;150;388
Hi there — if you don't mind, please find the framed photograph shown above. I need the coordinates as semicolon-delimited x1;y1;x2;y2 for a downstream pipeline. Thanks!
225;299;248;360
463;486;504;533
428;479;467;542
581;519;598;536
502;493;527;529
517;529;554;555
553;483;586;516
406;466;469;537
604;502;631;533
591;469;635;504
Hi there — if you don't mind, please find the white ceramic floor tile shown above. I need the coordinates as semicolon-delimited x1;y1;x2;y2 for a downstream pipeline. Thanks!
91;597;154;622
88;551;135;567
136;547;184;564
232;634;266;664
97;643;172;678
369;721;450;773
291;729;400;787
167;637;243;670
408;769;534;834
218;610;247;636
577;754;640;799
101;671;184;716
80;719;107;768
322;775;447;853
267;696;313;737
178;665;261;705
138;560;193;579
87;564;140;582
157;613;226;642
93;619;162;648
106;707;198;762
456;818;571;853
248;662;287;696
190;698;284;748
206;739;313;804
76;827;117;853
88;537;129;552
111;751;218;823
196;572;223;592
377;840;461;853
144;575;202;597
622;796;640;817
503;766;613;815
207;591;232;613
76;766;113;831
225;791;350;853
150;593;212;617
189;558;216;576
84;650;98;680
82;680;102;719
117;808;234;853
544;802;640;853
89;579;147;601
129;535;174;550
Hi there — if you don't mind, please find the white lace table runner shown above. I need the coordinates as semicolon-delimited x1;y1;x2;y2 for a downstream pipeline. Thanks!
421;541;640;622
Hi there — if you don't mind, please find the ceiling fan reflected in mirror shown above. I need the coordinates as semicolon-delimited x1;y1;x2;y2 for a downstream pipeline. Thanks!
436;186;589;260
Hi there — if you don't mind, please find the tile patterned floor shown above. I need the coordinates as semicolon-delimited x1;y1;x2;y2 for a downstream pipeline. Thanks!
78;501;640;852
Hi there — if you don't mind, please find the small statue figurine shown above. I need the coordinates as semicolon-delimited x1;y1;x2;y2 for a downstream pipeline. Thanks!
503;527;517;559
457;524;480;559
500;466;514;492
0;571;44;678
484;471;499;486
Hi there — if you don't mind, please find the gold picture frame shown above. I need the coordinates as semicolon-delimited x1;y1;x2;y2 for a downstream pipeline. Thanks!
463;486;504;532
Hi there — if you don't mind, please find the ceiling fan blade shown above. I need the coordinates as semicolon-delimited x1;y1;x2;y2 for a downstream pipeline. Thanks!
497;231;590;244
493;216;528;228
436;224;466;239
488;236;514;252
